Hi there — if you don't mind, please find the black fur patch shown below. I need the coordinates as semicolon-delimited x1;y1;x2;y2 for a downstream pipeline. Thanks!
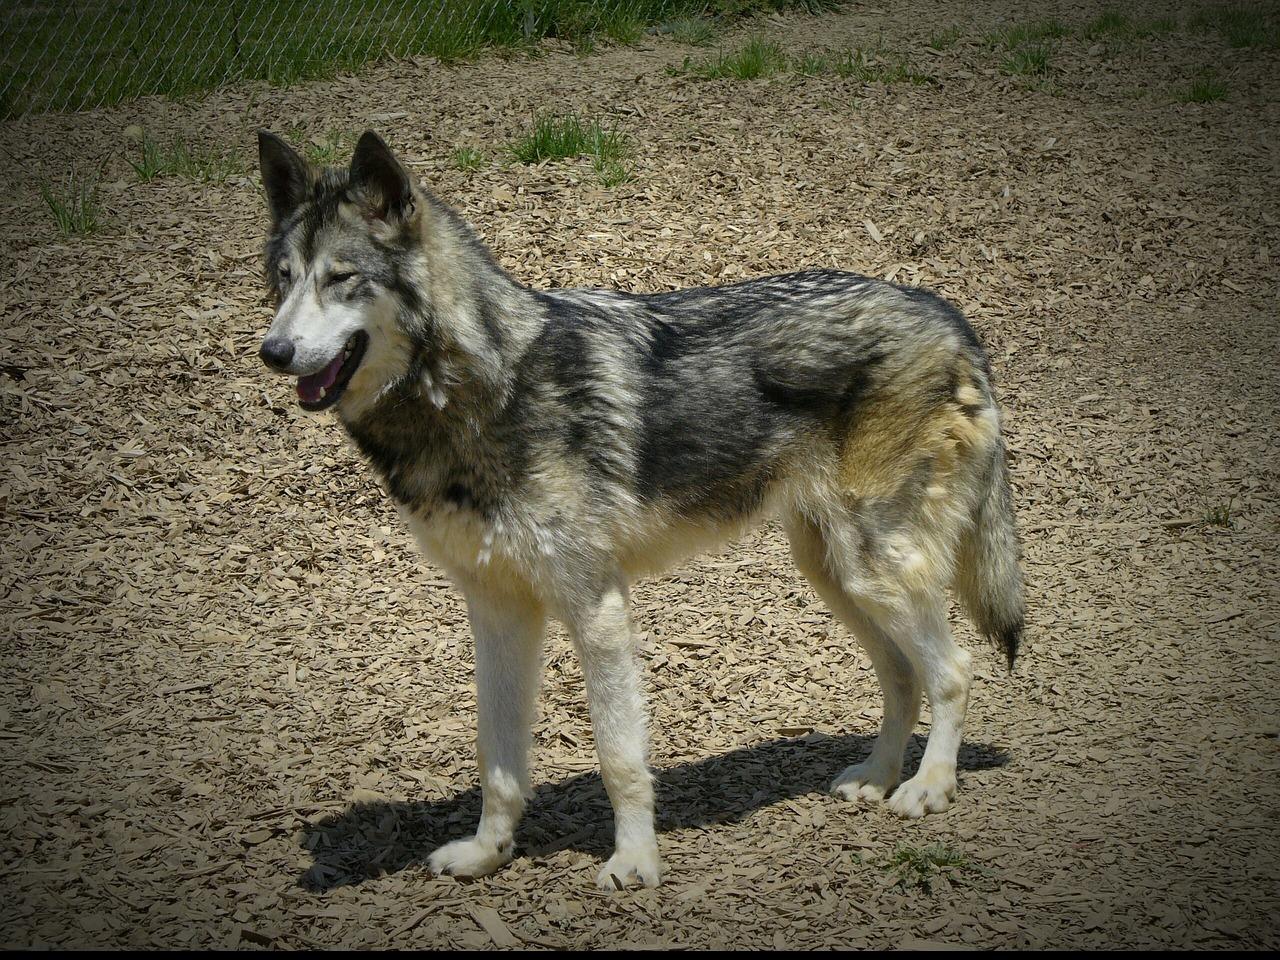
1000;619;1023;672
634;379;777;518
527;297;632;486
752;355;882;423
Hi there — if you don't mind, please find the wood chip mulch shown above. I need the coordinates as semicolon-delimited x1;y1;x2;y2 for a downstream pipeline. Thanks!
2;0;1277;949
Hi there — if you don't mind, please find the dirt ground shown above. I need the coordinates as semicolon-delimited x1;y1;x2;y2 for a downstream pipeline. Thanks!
2;0;1278;949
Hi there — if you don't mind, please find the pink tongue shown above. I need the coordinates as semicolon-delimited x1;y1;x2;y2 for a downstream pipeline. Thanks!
297;354;345;403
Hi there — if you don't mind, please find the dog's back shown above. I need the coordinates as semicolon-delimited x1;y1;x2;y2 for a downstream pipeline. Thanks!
526;271;1017;621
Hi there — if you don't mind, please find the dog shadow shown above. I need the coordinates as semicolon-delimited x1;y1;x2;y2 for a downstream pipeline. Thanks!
298;731;1008;891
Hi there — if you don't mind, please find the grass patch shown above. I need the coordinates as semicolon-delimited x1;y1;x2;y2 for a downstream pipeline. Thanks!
682;36;788;79
780;0;844;11
1204;496;1237;527
685;42;928;84
985;17;1067;77
556;2;647;46
452;147;486;172
1179;76;1228;102
928;27;962;50
986;18;1070;49
593;156;632;187
40;172;101;235
128;133;170;182
795;50;832;75
888;843;969;892
1191;4;1273;47
1085;10;1132;37
1085;10;1179;41
509;112;631;187
1001;43;1052;76
509;113;620;164
128;133;243;182
662;15;718;47
302;131;356;166
829;47;930;83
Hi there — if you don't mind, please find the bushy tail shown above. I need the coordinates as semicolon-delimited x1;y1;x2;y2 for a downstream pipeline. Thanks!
955;446;1025;670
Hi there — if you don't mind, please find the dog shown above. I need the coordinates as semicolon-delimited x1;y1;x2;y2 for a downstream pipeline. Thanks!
255;130;1025;890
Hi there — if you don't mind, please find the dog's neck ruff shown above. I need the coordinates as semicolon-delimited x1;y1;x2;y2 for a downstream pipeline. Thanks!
338;217;538;515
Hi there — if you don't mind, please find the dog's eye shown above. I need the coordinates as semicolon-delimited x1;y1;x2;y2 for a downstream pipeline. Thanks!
327;271;357;287
277;263;292;281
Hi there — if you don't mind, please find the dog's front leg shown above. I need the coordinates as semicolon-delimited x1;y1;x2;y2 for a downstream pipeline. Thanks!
428;581;545;879
568;579;662;890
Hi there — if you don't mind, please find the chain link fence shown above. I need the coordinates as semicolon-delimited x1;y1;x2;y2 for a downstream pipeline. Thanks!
1;0;763;119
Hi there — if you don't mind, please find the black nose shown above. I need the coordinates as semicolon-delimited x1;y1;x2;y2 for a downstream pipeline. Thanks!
259;337;295;371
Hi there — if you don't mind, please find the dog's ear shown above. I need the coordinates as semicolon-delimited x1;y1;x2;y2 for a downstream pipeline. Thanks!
258;131;310;224
349;130;414;223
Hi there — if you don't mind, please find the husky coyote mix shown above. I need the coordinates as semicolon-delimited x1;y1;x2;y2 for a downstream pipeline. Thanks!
255;130;1024;889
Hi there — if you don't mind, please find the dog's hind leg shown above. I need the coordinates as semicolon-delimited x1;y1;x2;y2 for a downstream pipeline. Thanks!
810;503;974;816
429;578;546;879
865;589;971;818
786;515;921;803
565;578;661;890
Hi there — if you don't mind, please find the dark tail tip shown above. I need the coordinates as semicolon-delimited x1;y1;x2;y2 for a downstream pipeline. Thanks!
1001;620;1023;673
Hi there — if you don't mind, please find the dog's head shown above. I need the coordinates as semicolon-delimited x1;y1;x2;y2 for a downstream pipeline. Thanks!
256;129;421;415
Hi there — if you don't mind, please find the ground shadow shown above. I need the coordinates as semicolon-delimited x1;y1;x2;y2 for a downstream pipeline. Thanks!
298;731;1008;891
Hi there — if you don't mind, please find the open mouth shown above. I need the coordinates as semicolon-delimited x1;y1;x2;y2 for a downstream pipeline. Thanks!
296;331;368;412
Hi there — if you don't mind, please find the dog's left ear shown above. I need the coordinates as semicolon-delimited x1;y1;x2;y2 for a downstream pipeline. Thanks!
349;130;414;223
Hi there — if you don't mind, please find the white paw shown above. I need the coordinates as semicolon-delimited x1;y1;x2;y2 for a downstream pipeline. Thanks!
831;760;900;803
595;846;663;890
428;836;513;879
886;770;956;819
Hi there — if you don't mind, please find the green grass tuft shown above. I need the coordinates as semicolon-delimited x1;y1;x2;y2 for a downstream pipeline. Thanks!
1191;4;1272;47
1203;496;1237;526
128;133;243;182
684;36;788;79
593;156;631;187
452;146;486;172
928;27;962;50
509;113;609;163
987;18;1069;49
128;133;169;182
1085;10;1131;37
663;15;718;47
830;47;930;83
40;172;101;235
509;112;631;187
552;1;648;46
303;131;356;166
782;0;844;12
1179;76;1228;102
795;50;832;75
888;843;969;891
1086;10;1180;41
1001;42;1052;76
687;41;928;84
1145;17;1179;36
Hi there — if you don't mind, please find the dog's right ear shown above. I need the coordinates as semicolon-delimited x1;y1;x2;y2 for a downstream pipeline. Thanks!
257;130;310;224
